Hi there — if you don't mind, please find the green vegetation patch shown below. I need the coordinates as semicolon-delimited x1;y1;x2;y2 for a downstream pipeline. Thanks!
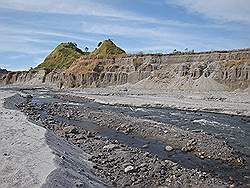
89;39;126;59
35;42;88;71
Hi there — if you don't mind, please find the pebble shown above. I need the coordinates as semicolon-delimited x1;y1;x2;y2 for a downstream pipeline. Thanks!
165;145;174;152
103;144;119;150
75;182;84;187
124;165;134;173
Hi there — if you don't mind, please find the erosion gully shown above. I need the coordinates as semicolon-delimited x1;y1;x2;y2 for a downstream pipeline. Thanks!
6;88;250;184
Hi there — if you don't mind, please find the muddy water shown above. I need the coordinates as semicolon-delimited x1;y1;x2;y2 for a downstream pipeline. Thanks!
21;89;250;184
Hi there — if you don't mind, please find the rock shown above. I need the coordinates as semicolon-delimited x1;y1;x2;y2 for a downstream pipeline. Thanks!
63;126;78;134
26;94;33;99
124;165;134;173
75;182;84;187
192;129;202;133
143;152;150;157
165;145;174;152
86;131;95;138
75;133;85;140
66;113;71;119
103;144;119;150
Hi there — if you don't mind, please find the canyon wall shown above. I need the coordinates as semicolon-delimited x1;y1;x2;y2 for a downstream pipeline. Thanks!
1;49;250;91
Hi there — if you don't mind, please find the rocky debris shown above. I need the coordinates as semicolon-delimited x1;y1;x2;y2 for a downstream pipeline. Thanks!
182;139;197;152
16;94;247;187
19;93;241;165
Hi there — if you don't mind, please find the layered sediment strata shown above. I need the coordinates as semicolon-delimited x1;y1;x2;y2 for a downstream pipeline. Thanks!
1;49;249;91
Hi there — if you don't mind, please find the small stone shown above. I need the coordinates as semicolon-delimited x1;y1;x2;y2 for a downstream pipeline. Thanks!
75;182;84;187
63;126;78;134
66;113;71;119
86;131;94;138
144;152;150;157
192;129;202;133
165;145;174;152
142;144;149;148
103;144;119;150
124;165;134;173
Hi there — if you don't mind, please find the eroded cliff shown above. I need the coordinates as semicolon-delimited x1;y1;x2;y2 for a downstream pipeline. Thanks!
1;44;249;91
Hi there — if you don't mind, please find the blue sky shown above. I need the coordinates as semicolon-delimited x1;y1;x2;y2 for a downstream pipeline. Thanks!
0;0;249;71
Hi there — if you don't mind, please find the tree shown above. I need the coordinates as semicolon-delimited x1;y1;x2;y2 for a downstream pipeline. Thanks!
68;42;77;47
98;42;102;47
85;46;89;52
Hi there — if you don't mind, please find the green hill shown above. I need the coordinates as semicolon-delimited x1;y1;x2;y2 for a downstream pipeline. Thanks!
35;42;88;71
89;39;126;58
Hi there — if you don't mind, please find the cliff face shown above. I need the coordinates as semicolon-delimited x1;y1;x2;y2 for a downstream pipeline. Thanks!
1;49;250;91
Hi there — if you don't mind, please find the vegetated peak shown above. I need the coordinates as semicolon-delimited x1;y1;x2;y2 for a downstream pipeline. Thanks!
35;42;88;71
90;39;126;58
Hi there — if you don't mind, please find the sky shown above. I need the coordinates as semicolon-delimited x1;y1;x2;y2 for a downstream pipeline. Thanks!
0;0;250;71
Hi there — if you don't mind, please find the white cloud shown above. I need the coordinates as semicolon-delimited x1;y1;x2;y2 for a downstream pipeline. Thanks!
0;0;157;23
168;0;250;24
0;63;9;69
0;23;98;55
80;21;238;51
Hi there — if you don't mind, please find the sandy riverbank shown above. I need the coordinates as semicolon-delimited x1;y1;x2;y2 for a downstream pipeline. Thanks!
0;89;108;188
0;90;56;187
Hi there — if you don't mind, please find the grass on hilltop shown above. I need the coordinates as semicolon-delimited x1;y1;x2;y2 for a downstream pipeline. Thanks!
34;40;126;72
88;39;126;59
34;42;89;71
